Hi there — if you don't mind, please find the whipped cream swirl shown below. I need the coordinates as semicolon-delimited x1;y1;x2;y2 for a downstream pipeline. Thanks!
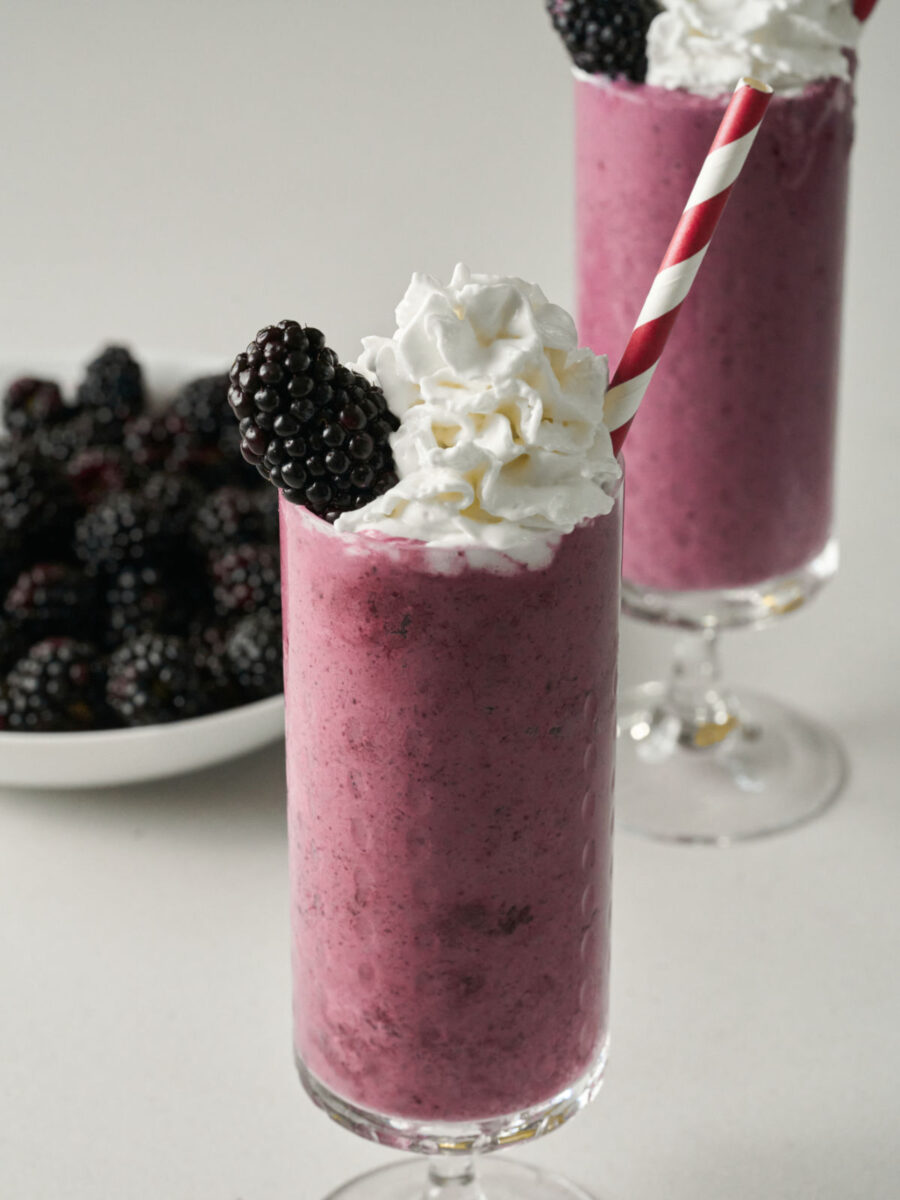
647;0;860;95
334;265;620;566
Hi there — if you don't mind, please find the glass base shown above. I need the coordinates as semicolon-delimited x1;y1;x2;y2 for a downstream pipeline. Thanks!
296;1041;608;1155
622;537;839;632
323;1157;600;1200
616;683;847;844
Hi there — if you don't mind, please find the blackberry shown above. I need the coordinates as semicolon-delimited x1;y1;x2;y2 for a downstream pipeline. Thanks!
171;373;264;489
0;615;30;674
33;409;111;467
2;638;108;732
546;0;660;82
104;564;199;648
228;320;400;518
106;632;206;725
66;446;133;507
74;490;171;575
3;563;99;643
226;609;282;701
123;410;187;473
210;542;280;619
2;377;66;440
0;441;81;566
75;345;145;439
191;624;242;711
192;486;278;557
170;374;231;445
165;435;235;490
140;470;203;541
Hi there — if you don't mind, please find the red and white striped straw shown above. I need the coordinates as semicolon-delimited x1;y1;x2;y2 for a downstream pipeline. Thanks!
604;77;773;455
853;0;879;21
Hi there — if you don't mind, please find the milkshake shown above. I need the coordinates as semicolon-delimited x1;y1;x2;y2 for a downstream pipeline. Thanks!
282;492;620;1121
546;4;864;840
228;267;623;1137
555;1;859;593
578;73;852;590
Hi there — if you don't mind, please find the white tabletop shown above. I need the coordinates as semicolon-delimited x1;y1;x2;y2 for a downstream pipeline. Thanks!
2;3;899;1198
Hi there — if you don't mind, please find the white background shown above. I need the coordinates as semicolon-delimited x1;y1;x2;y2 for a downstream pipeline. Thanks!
1;2;899;1198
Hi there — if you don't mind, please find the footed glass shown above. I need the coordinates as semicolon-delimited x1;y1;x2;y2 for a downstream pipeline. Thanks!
280;481;622;1200
575;70;854;842
616;538;846;844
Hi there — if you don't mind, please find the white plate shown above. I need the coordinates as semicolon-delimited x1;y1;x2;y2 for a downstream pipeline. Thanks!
0;354;285;789
0;695;285;790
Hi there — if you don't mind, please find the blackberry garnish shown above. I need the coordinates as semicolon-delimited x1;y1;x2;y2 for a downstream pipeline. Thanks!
3;563;99;643
107;632;206;725
2;377;66;440
192;486;278;557
228;320;400;519
210;542;280;619
546;0;660;82
2;638;108;732
75;345;145;439
225;609;283;701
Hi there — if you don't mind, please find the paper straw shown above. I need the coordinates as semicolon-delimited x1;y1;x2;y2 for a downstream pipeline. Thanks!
604;77;773;455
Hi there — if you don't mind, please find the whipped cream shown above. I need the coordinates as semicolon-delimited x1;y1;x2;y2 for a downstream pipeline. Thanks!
334;265;620;567
646;0;860;95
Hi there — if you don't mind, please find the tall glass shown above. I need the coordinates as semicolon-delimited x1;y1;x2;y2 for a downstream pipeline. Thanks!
576;72;853;842
280;479;621;1200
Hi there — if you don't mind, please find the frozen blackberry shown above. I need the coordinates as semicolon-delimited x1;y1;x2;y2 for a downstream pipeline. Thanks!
74;491;170;575
3;563;99;643
0;615;30;674
546;0;660;81
228;320;400;519
192;486;278;557
2;377;66;440
107;632;206;725
226;609;282;701
66;446;133;507
104;564;200;648
0;441;81;566
2;638;108;732
75;345;145;438
210;542;280;619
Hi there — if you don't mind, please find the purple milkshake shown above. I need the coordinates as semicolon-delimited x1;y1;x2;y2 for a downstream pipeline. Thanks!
282;496;621;1122
272;266;624;1135
561;1;859;593
578;75;852;591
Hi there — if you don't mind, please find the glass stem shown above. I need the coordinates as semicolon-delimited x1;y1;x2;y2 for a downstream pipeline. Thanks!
666;629;739;749
423;1156;487;1200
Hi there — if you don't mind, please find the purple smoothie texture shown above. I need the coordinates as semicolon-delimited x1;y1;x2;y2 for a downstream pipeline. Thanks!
577;76;853;591
281;497;621;1122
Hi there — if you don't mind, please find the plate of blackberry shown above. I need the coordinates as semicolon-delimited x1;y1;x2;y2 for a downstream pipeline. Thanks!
0;353;285;789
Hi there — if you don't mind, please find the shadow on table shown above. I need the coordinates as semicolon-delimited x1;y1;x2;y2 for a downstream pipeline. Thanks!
0;739;288;838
